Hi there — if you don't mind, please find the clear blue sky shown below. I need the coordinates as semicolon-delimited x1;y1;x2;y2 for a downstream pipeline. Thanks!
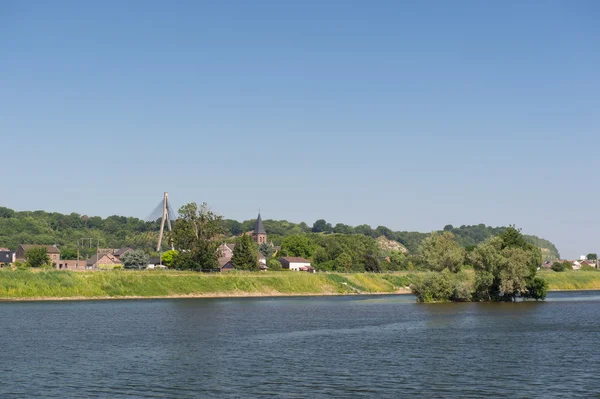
1;1;598;258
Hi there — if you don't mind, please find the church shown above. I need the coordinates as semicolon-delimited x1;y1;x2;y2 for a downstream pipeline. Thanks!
252;212;267;244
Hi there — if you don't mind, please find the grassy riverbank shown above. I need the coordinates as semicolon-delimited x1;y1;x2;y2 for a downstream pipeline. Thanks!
0;269;413;300
0;269;598;300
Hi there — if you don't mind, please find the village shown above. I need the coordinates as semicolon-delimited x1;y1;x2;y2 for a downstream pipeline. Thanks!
0;213;316;273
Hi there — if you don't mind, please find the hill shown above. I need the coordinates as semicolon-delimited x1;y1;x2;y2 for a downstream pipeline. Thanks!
0;206;559;261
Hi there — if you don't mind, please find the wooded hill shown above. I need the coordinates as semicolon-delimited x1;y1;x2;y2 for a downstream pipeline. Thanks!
0;206;559;261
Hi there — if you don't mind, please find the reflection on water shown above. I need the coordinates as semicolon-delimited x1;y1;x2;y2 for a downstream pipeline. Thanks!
0;291;599;398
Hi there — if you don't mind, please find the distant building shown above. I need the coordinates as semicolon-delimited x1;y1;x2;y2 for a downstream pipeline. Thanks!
0;251;15;266
279;257;312;271
219;260;235;272
87;253;122;269
114;247;134;257
15;245;61;266
252;213;267;244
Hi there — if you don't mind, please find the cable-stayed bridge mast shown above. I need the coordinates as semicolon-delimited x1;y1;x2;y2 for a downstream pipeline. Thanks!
145;192;176;252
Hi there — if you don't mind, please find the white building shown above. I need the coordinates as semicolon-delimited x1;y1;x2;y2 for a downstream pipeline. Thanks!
279;257;312;271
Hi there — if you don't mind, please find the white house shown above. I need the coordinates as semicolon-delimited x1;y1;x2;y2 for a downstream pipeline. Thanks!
572;261;581;270
279;257;312;271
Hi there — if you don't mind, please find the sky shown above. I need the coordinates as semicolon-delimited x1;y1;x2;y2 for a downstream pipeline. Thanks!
1;1;598;258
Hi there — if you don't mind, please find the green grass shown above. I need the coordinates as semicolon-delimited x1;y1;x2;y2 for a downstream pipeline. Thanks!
538;269;600;291
1;269;598;300
0;269;411;299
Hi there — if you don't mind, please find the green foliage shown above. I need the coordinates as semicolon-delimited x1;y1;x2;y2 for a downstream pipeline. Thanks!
169;203;223;271
280;235;315;259
25;247;51;268
587;253;597;261
59;247;78;260
121;250;149;269
161;250;178;267
469;227;545;302
232;234;259;271
267;258;282;271
523;277;548;300
551;261;568;272
312;219;332;233
418;232;465;272
410;270;471;303
258;242;274;258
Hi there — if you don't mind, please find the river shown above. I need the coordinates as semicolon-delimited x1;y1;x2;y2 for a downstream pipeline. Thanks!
1;291;599;398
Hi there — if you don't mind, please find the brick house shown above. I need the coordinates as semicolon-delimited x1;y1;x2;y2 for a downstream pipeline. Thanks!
87;252;122;269
15;244;61;266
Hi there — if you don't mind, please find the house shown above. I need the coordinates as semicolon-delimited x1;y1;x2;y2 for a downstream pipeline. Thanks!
87;252;122;269
0;251;15;267
57;259;87;270
114;247;134;257
15;244;61;266
219;260;235;272
571;261;582;270
219;243;236;259
279;257;312;271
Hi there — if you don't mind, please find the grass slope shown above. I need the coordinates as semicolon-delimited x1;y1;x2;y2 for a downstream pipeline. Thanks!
0;270;411;299
1;269;598;300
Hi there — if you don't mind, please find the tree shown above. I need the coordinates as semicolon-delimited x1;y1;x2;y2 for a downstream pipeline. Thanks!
280;235;314;259
25;247;51;268
418;232;465;272
121;250;149;269
333;223;354;234
469;227;547;302
169;202;223;271
267;258;282;271
258;242;274;258
60;247;78;260
551;261;567;272
232;234;259;271
587;253;597;261
312;219;332;233
363;255;380;273
161;250;178;267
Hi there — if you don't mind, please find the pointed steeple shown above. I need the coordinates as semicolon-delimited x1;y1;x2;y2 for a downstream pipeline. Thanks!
253;212;266;235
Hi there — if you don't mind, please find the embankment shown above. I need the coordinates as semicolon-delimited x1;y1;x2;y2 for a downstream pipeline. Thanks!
0;269;598;301
0;270;412;300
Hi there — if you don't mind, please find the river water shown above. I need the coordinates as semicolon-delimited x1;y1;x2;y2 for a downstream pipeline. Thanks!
1;291;599;398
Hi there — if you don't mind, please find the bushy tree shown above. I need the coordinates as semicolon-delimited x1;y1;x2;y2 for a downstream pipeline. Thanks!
25;247;51;268
418;232;465;272
469;227;546;301
280;235;315;259
312;219;332;233
169;202;223;271
161;249;178;267
551;261;569;272
121;250;149;269
587;253;597;261
267;258;282;271
232;234;259;271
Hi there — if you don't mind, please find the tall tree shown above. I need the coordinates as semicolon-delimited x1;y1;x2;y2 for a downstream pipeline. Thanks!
232;234;259;271
587;253;597;261
312;219;332;233
418;232;465;272
169;202;223;271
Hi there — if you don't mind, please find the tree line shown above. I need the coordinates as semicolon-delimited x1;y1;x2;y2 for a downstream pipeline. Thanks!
0;205;560;264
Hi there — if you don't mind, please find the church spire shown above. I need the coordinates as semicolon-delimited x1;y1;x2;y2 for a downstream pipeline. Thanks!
253;212;266;235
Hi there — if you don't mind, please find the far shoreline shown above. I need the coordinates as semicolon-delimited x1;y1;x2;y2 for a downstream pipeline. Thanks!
1;287;598;303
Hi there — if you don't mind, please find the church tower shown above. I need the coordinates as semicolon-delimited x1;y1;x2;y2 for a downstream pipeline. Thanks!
252;213;267;244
